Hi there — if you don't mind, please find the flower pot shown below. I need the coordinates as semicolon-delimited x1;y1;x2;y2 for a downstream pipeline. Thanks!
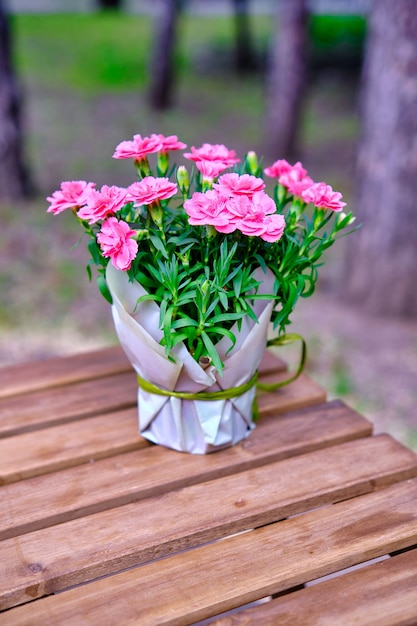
106;264;275;454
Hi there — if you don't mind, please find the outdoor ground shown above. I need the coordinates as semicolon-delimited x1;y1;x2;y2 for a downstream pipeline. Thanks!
2;11;416;451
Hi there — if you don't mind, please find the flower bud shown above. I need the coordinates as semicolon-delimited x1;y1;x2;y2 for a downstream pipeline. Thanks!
337;211;356;227
134;157;151;179
205;225;217;239
277;183;287;204
149;201;163;226
157;151;169;176
176;165;190;194
202;177;213;192
246;151;259;175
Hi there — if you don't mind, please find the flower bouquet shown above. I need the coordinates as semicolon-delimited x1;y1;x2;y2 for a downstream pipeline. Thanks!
47;133;356;453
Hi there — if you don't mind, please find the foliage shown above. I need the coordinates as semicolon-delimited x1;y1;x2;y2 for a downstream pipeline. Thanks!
309;14;367;66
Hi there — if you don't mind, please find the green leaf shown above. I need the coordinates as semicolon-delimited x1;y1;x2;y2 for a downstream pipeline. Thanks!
149;235;168;258
208;326;237;354
135;293;162;305
171;317;199;329
254;253;267;274
233;272;243;299
219;290;228;309
205;297;220;319
201;331;224;374
209;312;244;324
96;275;113;305
88;238;101;266
163;306;175;352
170;331;192;348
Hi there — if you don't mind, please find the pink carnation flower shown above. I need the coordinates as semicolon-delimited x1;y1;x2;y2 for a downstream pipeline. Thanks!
127;176;178;205
112;133;162;161
97;217;138;271
249;190;277;216
46;180;95;215
260;214;286;242
301;182;346;212
77;185;128;224
155;133;187;152
279;170;315;197
184;190;236;232
184;143;240;167
235;191;277;238
264;159;307;180
195;160;230;181
213;173;265;197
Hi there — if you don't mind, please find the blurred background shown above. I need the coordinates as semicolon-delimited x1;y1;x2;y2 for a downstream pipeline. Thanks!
1;0;416;450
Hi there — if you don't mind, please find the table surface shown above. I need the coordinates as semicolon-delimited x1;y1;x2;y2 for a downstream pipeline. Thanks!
0;346;417;625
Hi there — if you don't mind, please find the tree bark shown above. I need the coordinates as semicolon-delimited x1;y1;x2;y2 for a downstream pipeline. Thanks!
345;0;417;316
0;0;32;200
265;0;308;160
232;0;256;74
96;0;122;9
148;0;181;111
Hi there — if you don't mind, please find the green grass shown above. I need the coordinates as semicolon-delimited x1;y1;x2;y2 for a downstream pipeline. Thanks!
309;15;367;55
14;13;153;90
13;13;273;92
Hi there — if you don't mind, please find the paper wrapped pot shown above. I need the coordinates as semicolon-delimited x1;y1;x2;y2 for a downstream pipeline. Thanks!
106;264;275;454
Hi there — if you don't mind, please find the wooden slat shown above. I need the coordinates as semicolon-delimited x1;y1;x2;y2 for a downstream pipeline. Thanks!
257;350;286;374
0;366;320;485
1;435;416;610
0;346;131;399
0;401;371;540
257;372;326;415
0;351;287;438
0;408;149;485
0;372;138;439
210;549;417;626
3;478;417;625
0;347;285;401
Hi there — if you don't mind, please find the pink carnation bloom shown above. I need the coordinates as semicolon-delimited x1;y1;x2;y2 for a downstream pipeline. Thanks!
127;176;178;205
301;182;346;212
46;180;95;215
155;133;187;152
183;143;240;167
213;173;265;197
226;191;275;219
260;214;286;243
250;190;277;216
112;133;162;161
279;170;315;198
225;194;253;219
195;160;230;180
235;191;277;238
97;217;138;271
184;190;236;232
77;185;128;224
264;159;307;180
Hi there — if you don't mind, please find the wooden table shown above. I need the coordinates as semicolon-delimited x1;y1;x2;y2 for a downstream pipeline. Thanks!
0;346;417;625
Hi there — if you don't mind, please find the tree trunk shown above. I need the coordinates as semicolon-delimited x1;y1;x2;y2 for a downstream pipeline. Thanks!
265;0;308;160
0;1;32;200
96;0;122;9
148;0;181;111
232;0;256;74
345;0;417;316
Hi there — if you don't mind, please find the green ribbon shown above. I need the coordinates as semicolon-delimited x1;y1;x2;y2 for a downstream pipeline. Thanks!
259;332;307;391
136;333;307;411
137;369;259;401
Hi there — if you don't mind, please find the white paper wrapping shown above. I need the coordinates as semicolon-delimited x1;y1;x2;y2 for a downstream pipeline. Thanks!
106;263;275;454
